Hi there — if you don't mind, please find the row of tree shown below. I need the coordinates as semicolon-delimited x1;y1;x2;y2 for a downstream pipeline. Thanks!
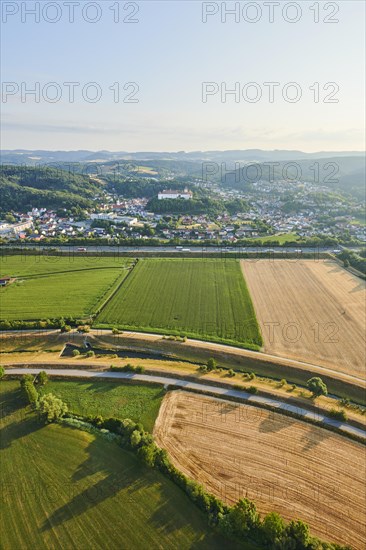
61;408;346;550
19;373;68;422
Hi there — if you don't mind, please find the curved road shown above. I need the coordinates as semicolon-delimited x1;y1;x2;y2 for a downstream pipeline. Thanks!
2;328;365;389
5;367;366;442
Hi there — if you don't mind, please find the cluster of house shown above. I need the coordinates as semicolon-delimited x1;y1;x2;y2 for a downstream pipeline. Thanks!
0;183;365;244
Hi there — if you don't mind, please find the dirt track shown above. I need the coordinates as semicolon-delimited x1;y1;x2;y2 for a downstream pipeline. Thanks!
242;259;366;379
154;391;366;549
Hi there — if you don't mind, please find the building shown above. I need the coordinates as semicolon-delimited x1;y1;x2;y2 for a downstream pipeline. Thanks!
158;188;192;200
0;276;12;286
114;216;138;226
90;212;116;221
11;220;33;235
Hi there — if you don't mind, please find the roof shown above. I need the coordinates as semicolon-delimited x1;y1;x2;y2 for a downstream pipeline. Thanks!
159;189;192;195
0;276;11;280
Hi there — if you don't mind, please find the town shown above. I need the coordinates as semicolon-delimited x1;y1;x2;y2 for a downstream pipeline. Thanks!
0;175;365;248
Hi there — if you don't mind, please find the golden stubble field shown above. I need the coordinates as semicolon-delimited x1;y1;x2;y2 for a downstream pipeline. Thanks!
241;259;366;379
154;391;366;549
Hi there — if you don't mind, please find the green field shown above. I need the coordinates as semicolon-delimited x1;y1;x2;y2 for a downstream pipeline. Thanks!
40;380;164;432
0;257;133;321
0;381;225;550
97;259;262;348
0;254;132;277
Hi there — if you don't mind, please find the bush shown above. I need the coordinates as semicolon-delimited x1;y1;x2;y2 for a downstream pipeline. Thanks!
246;386;258;394
110;364;145;374
60;324;71;333
130;430;142;448
0;365;5;380
227;369;235;377
328;408;347;421
21;380;39;405
279;379;287;387
339;398;350;407
138;443;159;467
72;349;80;357
112;327;122;335
207;358;217;371
38;371;48;386
86;350;95;358
77;325;90;333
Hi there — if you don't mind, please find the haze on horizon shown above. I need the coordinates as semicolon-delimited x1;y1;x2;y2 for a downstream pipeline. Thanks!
1;1;365;152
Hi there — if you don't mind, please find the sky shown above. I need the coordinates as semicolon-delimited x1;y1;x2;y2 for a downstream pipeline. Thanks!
1;0;365;152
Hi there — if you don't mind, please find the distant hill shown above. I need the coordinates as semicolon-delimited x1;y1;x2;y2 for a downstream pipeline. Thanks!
0;165;103;214
1;148;364;165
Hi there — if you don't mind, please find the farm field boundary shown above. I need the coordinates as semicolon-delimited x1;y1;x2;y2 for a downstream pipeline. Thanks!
1;328;365;403
154;391;366;549
4;367;366;442
242;259;366;380
96;258;262;350
0;382;224;550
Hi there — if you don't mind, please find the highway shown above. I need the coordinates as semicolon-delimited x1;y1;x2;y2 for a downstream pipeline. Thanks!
0;244;342;255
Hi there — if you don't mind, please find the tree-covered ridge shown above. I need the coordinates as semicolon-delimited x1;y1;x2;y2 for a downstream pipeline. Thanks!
0;165;103;213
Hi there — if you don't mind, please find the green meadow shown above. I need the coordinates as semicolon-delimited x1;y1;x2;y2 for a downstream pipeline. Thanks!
39;380;164;433
0;256;133;321
0;381;225;550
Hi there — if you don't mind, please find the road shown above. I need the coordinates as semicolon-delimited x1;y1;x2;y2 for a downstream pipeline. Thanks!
1;244;343;254
2;328;365;389
5;367;366;442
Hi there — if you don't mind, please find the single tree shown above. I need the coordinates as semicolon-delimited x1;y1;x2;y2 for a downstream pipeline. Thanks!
38;371;48;386
207;358;217;371
307;376;328;397
220;498;260;538
285;520;311;549
262;512;286;545
37;393;68;423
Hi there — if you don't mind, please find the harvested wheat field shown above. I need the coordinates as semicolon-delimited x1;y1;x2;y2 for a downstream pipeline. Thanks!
241;259;366;379
154;391;366;549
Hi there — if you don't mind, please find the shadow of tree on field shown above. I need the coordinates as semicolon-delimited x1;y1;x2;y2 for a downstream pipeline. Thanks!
301;425;331;452
0;388;25;421
349;280;366;294
0;412;45;449
258;411;295;434
41;438;151;531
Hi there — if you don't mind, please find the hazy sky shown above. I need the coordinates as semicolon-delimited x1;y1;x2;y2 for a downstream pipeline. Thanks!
1;0;365;151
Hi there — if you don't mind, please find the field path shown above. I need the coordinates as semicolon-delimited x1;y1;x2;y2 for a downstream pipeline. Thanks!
4;367;366;441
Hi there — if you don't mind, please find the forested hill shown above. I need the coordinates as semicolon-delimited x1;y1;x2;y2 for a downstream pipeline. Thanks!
222;156;366;200
0;165;103;214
